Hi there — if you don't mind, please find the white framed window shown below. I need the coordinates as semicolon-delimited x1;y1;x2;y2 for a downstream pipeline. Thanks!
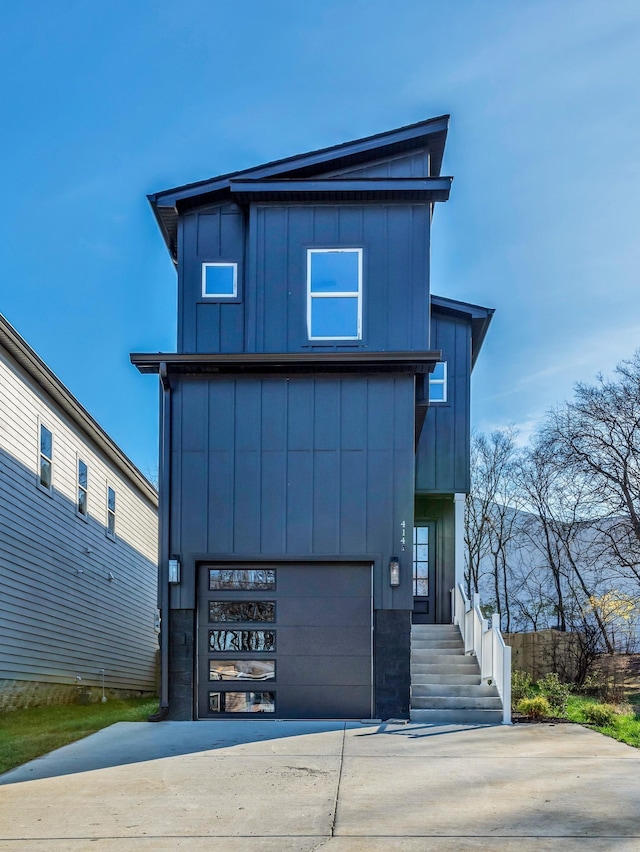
38;422;53;493
202;262;238;298
77;458;88;518
429;361;447;403
106;485;116;539
307;248;362;340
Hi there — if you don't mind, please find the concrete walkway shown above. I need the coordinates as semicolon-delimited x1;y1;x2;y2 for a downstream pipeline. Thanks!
0;720;639;850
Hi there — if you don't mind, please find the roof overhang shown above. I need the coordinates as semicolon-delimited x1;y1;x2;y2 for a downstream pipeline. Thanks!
0;314;158;508
149;115;450;262
431;295;495;369
229;177;452;204
131;350;442;377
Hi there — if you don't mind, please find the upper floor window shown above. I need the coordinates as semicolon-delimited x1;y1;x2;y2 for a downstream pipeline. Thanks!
202;262;237;298
77;459;88;517
107;486;116;538
429;361;447;403
39;423;53;491
307;249;362;340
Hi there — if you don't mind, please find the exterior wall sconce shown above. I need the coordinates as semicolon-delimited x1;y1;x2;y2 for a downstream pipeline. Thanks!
389;556;400;587
168;557;181;584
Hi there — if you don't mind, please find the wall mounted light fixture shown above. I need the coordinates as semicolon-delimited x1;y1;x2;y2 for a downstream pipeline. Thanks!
389;556;400;587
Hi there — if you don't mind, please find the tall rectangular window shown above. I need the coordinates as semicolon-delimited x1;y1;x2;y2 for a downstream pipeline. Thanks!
77;459;88;517
429;361;447;403
107;486;116;538
39;424;53;491
307;248;362;340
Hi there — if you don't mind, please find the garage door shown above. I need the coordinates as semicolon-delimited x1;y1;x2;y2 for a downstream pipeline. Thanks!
197;563;372;719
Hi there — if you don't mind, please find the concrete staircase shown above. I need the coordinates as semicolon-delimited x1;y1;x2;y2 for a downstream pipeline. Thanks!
410;624;504;724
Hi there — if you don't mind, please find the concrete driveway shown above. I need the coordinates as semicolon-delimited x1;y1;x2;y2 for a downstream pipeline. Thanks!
0;720;638;850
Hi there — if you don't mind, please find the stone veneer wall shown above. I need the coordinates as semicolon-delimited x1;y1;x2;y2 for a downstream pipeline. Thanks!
374;609;411;720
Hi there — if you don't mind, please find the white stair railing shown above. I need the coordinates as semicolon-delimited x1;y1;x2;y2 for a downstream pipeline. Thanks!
451;583;512;724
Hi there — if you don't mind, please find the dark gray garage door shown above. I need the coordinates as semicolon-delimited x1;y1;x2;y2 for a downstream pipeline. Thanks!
197;563;372;719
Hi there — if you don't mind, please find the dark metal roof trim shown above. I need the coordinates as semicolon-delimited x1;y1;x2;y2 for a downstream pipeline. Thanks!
148;115;450;260
229;177;452;203
431;294;495;369
0;314;158;508
131;350;442;376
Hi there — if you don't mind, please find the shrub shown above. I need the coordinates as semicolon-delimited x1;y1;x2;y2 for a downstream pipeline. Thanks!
511;670;533;706
583;702;618;727
537;672;571;715
517;696;551;718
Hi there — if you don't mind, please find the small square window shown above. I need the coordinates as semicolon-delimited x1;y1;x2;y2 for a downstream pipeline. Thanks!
307;249;362;340
202;263;237;298
429;361;447;403
39;423;53;491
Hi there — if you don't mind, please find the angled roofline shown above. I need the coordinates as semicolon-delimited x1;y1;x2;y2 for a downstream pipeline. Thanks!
149;115;450;260
430;294;495;369
0;313;158;508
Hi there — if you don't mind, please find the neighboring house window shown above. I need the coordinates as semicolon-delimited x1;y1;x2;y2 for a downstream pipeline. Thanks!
202;262;237;298
307;248;362;340
107;486;116;538
429;361;447;403
77;459;88;517
39;423;53;491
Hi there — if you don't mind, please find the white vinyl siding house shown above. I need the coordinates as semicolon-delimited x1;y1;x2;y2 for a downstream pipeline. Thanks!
0;315;158;709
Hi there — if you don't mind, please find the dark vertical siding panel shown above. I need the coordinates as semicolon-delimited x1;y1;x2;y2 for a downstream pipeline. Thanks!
366;447;393;600
288;380;313;451
180;451;208;552
260;450;287;553
286;206;314;350
235;380;261;451
363;208;387;347
245;205;260;350
197;211;220;256
367;379;394;451
314;381;340;450
312;450;339;552
340;379;366;450
286;450;313;553
195;306;221;353
179;213;198;351
233;451;261;554
384;207;412;350
415;313;472;494
261;380;287;451
262;207;289;353
207;381;235;552
340;449;366;552
312;206;339;244
410;207;430;350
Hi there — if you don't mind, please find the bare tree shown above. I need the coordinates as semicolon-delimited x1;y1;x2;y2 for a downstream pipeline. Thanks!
542;352;640;591
465;427;521;630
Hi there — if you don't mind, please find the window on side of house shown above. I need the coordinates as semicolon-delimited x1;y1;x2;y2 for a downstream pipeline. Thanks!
106;486;116;538
429;361;447;403
39;423;53;491
77;458;88;518
307;248;362;340
202;262;238;298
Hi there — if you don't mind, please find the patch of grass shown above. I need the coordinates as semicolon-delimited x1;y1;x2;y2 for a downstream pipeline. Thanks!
0;696;159;775
565;694;640;748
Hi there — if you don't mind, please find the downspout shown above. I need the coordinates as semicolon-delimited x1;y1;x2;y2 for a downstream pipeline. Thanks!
149;361;171;721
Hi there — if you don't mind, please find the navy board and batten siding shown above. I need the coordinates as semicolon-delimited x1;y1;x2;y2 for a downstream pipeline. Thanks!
0;331;158;704
178;203;430;355
416;310;472;494
166;373;415;719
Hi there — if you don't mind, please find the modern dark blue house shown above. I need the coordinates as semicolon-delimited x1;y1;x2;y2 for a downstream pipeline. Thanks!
132;116;494;721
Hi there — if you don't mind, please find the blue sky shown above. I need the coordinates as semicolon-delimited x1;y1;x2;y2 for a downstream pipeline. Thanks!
2;1;640;478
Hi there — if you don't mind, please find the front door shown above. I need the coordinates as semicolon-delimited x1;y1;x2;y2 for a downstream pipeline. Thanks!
412;523;436;624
